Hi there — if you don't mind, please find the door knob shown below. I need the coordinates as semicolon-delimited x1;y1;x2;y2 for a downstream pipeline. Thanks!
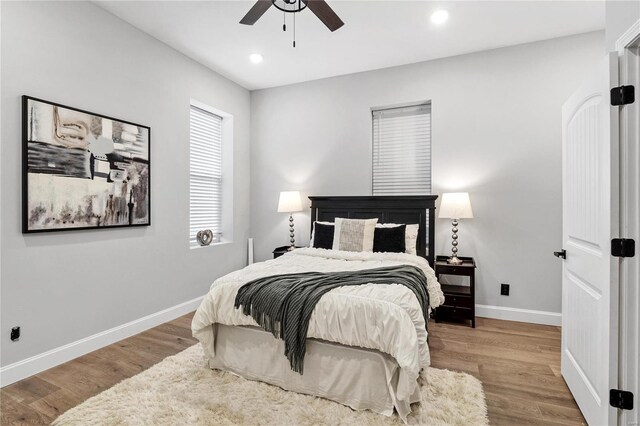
554;249;566;259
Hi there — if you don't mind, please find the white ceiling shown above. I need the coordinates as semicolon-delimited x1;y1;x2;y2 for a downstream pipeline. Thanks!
96;1;605;90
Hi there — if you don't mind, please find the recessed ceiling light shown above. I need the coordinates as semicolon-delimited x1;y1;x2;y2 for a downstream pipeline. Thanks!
249;53;263;64
430;10;449;25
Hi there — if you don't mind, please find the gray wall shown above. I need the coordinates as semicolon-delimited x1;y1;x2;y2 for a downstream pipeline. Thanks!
250;32;604;314
606;0;640;50
0;2;251;366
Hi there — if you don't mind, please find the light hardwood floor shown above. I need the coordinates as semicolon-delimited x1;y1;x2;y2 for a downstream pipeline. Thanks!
429;318;585;425
1;313;585;425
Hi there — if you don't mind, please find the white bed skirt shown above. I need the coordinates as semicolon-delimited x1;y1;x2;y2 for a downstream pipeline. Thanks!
207;324;422;422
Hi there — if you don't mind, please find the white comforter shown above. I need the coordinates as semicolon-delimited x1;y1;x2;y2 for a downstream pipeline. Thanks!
192;248;444;401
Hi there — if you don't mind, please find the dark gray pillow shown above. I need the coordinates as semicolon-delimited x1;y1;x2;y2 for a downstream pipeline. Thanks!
373;225;406;253
312;222;334;249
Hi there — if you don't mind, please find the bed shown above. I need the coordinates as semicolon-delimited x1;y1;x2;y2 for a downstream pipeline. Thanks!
192;196;443;423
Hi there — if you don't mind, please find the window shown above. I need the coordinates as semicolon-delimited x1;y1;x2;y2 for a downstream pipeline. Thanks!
372;103;431;195
190;104;223;247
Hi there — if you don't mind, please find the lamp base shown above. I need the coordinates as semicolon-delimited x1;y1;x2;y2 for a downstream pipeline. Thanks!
288;214;296;250
448;218;463;265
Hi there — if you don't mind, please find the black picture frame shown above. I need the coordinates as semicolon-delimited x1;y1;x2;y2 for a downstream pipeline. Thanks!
22;95;151;234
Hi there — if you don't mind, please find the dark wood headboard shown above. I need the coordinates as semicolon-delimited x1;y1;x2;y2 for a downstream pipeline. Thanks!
308;196;438;267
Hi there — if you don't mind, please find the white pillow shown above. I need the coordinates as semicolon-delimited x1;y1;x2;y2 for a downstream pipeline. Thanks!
377;223;419;255
332;218;378;252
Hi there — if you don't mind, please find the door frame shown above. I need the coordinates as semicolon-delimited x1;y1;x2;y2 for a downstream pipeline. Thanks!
615;19;640;426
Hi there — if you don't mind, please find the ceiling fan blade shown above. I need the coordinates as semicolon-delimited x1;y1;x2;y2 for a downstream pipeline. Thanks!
306;0;344;32
240;0;273;25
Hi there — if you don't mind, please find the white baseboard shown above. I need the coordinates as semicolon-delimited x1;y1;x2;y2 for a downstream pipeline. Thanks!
476;304;562;326
0;296;203;387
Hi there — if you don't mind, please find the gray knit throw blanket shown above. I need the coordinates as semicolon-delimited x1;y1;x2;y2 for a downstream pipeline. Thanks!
234;265;430;374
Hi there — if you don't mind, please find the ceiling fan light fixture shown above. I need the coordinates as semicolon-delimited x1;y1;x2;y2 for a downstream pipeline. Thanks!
430;9;449;25
272;0;307;13
249;53;264;64
239;0;344;43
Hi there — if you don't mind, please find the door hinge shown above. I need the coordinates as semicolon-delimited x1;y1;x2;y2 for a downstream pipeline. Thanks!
611;85;635;106
611;238;635;258
610;389;634;410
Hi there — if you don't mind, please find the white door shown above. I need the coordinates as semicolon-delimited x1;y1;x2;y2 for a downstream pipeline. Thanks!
561;53;619;426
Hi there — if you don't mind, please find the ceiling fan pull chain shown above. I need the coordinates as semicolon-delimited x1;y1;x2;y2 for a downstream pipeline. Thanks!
293;6;296;47
283;12;286;31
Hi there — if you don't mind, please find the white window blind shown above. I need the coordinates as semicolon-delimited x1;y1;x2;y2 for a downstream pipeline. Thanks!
372;104;431;195
190;105;223;246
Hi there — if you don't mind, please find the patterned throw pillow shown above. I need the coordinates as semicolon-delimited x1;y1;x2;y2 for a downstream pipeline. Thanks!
332;218;378;252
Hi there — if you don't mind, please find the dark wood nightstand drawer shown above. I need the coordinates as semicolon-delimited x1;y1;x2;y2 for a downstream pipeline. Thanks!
443;294;473;308
437;305;473;321
437;265;469;275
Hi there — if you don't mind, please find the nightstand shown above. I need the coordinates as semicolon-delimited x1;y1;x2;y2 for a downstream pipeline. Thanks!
272;246;302;259
434;255;476;328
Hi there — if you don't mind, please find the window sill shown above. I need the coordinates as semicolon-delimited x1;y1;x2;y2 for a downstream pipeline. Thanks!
190;240;232;250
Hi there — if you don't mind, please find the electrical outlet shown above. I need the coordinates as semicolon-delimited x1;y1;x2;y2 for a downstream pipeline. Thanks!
500;284;510;296
11;326;20;341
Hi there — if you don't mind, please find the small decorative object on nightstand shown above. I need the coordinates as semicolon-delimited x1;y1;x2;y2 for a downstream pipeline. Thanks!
273;245;302;259
438;192;474;265
435;255;476;328
277;191;303;250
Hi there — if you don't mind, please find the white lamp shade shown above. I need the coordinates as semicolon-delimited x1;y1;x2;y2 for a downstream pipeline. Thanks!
438;192;474;219
277;191;303;213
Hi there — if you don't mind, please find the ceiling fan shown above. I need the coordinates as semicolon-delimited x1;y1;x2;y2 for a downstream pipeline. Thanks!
240;0;344;46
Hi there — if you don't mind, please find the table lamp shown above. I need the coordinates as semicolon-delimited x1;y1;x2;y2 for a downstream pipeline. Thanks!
438;192;474;265
277;191;303;250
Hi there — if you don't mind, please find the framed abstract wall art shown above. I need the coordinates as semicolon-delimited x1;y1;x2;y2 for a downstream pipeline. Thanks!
22;96;151;233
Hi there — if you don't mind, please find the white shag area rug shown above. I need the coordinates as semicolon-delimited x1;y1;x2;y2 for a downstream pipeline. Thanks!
53;344;487;426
